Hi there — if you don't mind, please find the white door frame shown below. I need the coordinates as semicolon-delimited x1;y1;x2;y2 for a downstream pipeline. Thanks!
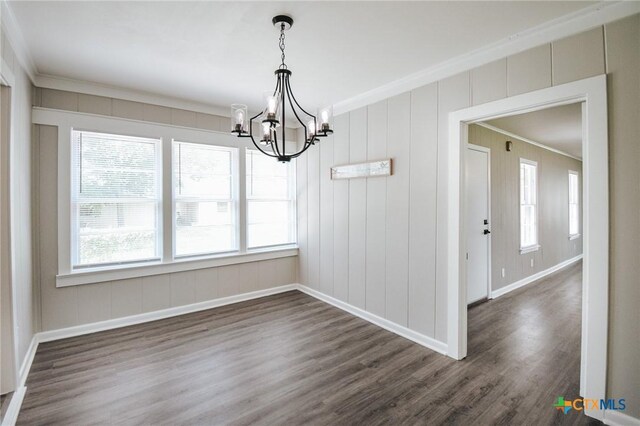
0;59;20;396
466;143;491;303
447;75;608;420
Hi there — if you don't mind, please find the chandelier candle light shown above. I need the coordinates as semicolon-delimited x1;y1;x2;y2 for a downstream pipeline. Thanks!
231;15;333;162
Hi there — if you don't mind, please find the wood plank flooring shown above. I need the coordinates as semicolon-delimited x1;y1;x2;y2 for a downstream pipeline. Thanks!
18;261;599;425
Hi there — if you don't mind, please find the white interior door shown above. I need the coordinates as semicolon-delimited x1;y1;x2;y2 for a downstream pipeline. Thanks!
466;144;491;304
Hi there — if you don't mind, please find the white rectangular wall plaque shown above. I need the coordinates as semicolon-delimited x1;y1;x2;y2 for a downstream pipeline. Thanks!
331;159;392;180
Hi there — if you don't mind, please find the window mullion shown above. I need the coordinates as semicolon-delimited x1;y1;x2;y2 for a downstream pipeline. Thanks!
162;136;173;262
239;146;248;253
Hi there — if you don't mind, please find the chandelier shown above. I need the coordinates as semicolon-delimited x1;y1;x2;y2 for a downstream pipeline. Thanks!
230;15;333;162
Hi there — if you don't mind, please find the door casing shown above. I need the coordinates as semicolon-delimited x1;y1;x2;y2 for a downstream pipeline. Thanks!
447;75;608;421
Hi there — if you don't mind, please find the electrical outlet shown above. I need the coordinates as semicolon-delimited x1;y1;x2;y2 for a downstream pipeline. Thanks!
501;268;505;278
530;258;534;268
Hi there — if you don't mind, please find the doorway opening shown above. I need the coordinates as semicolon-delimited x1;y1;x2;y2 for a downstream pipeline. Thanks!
448;75;608;422
463;104;585;421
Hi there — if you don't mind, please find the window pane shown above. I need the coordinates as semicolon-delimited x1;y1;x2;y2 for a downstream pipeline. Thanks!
246;148;295;248
246;150;290;199
72;130;160;268
174;142;232;198
173;141;237;257
76;132;157;198
248;176;289;199
520;160;537;248
569;204;579;235
77;202;158;266
569;173;579;235
569;174;578;204
520;205;536;248
175;201;235;256
248;223;291;248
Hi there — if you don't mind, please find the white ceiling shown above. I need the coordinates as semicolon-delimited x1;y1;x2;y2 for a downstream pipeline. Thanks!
10;1;595;114
485;103;583;159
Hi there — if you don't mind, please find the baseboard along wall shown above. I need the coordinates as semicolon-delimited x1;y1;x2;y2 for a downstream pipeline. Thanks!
490;254;583;299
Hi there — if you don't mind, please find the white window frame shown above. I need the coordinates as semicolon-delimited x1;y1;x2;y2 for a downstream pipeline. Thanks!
32;108;298;287
172;140;240;258
568;170;580;240
519;158;540;254
70;130;163;269
245;148;297;250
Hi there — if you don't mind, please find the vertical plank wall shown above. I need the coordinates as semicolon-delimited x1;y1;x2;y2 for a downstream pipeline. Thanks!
296;18;640;416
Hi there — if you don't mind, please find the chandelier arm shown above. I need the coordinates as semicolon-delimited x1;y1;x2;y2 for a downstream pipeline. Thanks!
248;111;262;137
281;73;286;157
290;140;315;158
248;134;279;158
285;76;316;120
283;82;311;145
284;76;310;136
272;74;282;98
246;113;278;158
272;131;284;158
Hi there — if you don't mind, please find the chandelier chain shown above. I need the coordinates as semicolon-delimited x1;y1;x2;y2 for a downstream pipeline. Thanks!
279;23;287;69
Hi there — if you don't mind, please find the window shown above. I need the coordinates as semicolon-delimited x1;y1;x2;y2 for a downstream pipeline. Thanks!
520;159;538;252
569;171;580;238
58;113;298;286
71;130;161;268
246;149;296;248
173;141;237;257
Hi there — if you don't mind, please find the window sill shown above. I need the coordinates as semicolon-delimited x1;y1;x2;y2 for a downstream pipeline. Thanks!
520;244;540;255
569;234;581;241
56;245;299;288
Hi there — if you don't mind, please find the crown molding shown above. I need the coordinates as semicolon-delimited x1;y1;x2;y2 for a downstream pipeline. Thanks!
5;0;639;120
1;0;37;81
475;121;582;161
332;1;640;115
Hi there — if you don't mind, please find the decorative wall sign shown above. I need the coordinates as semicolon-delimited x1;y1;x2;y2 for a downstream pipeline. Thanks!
331;159;392;180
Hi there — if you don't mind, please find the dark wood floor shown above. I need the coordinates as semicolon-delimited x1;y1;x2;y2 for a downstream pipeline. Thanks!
19;261;598;425
1;391;13;422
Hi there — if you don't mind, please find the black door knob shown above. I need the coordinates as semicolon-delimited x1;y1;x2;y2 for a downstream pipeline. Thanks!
484;229;491;235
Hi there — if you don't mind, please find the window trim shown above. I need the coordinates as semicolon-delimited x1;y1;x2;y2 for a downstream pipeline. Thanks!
519;158;540;254
32;108;298;287
568;170;581;240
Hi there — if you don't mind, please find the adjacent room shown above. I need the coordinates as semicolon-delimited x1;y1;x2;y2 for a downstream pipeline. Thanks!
1;2;638;425
464;104;586;419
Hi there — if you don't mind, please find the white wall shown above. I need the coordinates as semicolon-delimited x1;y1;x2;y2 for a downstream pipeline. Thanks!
297;20;640;418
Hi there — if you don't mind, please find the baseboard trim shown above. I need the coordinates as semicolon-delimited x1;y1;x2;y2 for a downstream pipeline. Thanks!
604;409;640;426
38;284;298;343
17;336;38;388
1;386;26;426
297;284;448;355
490;254;583;299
